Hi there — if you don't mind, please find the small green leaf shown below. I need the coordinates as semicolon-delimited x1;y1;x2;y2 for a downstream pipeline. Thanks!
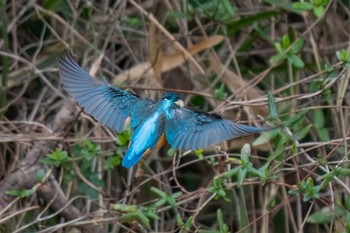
23;188;36;197
6;189;20;197
307;207;334;224
195;149;204;160
267;92;277;119
269;53;286;64
6;188;36;198
214;83;228;100
282;35;290;49
237;167;248;187
185;216;194;229
313;5;325;18
122;212;151;228
112;204;138;213
103;155;122;170
220;0;236;17
253;129;281;146
36;169;46;182
176;213;184;225
284;108;309;127
274;42;283;53
312;108;325;128
323;64;333;72
217;209;224;230
223;166;240;178
288;54;305;68
167;148;177;157
290;124;313;141
316;128;330;142
290;39;304;54
240;144;251;163
292;2;315;11
336;49;350;62
41;149;71;167
150;187;167;199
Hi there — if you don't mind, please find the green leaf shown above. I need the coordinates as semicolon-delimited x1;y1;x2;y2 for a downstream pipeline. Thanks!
150;187;167;199
274;42;283;53
223;166;240;178
217;209;225;231
267;92;277;119
103;155;122;170
316;128;330;142
167;148;177;157
240;144;251;163
282;35;290;49
23;188;36;197
122;212;151;228
336;49;350;62
267;134;289;163
185;216;194;230
6;189;20;197
214;83;228;100
269;53;286;64
253;128;281;147
237;167;248;187
284;108;309;127
112;204;137;213
195;149;204;160
323;64;333;72
292;2;315;11
290;124;313;141
313;5;325;18
176;213;184;225
307;207;335;224
36;169;46;182
6;188;36;198
312;108;325;128
220;0;236;17
116;128;132;146
288;54;305;68
290;39;304;54
41;149;71;167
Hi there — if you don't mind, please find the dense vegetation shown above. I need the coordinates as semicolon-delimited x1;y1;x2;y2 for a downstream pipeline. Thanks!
1;0;350;232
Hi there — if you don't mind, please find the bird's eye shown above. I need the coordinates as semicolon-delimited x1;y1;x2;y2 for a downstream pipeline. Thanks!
175;99;184;107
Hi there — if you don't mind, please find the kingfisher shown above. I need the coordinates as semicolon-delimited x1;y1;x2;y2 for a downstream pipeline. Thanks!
58;51;265;168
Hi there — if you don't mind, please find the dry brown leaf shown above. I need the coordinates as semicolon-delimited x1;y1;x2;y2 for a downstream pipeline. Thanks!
148;21;163;83
89;53;104;77
113;35;225;85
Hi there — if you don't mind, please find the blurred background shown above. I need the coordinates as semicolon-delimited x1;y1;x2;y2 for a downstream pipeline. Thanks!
1;0;350;232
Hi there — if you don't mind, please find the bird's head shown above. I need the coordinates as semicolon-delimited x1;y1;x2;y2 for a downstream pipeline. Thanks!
162;92;184;107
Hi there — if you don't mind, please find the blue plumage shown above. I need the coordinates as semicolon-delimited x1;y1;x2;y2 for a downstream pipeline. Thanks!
58;51;266;168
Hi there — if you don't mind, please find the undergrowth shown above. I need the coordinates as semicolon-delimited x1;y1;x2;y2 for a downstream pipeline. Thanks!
1;0;350;232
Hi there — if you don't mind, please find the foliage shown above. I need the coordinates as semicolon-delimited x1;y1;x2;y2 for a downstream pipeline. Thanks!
1;0;350;232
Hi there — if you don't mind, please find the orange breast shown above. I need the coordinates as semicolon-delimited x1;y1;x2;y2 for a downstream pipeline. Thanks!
141;133;167;159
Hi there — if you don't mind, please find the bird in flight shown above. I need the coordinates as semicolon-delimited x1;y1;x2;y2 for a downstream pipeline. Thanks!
58;51;266;168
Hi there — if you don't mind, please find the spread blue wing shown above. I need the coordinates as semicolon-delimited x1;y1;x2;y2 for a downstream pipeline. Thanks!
165;108;264;150
58;51;156;132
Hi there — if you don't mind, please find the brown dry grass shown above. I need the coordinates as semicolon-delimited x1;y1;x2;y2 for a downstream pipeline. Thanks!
1;0;350;232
